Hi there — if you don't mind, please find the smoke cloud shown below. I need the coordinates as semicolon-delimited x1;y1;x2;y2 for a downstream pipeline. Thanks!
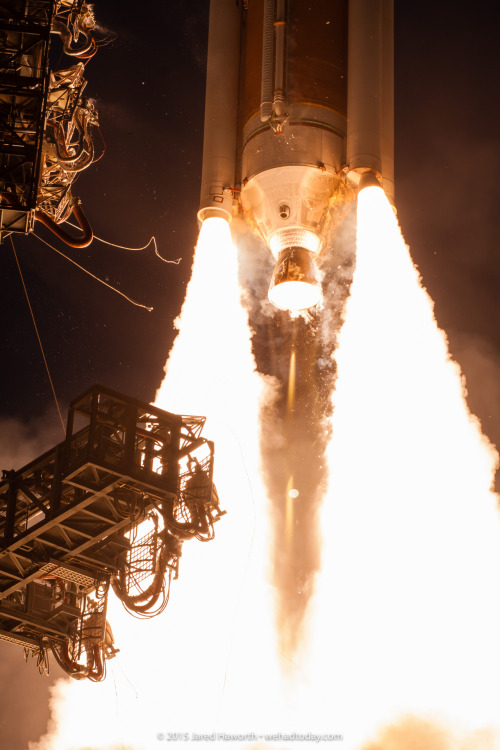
233;203;357;661
446;331;500;491
362;716;500;750
0;412;64;472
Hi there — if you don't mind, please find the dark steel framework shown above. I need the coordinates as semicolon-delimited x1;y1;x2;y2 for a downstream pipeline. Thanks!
0;0;102;244
0;0;53;236
0;385;222;680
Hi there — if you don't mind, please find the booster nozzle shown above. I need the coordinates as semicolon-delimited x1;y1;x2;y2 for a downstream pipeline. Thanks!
358;171;383;192
197;187;234;225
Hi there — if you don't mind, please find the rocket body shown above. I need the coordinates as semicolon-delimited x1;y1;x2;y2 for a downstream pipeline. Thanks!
199;0;394;311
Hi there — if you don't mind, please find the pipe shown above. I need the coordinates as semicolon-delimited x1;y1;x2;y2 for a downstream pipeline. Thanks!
273;0;286;118
260;0;274;123
198;0;241;223
35;201;93;248
73;38;98;61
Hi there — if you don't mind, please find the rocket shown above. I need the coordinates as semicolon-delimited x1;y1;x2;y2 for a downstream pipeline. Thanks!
198;0;394;312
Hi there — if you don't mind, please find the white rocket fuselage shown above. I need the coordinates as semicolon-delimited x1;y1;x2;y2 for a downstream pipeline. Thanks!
198;0;394;311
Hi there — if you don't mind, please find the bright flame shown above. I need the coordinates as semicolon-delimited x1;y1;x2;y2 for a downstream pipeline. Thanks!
306;186;500;746
30;217;286;749
268;279;321;312
269;281;321;311
29;198;500;750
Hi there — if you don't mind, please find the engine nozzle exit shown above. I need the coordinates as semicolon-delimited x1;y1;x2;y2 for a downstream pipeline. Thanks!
268;246;321;312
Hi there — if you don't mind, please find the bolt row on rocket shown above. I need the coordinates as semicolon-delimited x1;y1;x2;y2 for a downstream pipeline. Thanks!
198;0;394;311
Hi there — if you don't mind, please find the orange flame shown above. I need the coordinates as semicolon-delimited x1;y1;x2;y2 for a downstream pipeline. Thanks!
306;186;500;747
31;201;500;750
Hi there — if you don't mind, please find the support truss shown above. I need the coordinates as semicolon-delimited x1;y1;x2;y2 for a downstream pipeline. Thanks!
0;385;223;680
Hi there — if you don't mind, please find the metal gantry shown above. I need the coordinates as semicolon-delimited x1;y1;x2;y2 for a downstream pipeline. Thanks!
0;0;104;244
0;0;53;235
0;385;223;680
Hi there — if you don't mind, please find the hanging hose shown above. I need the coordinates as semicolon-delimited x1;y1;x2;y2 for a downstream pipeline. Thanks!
51;640;105;681
73;38;98;60
52;18;95;57
35;200;93;248
160;493;212;541
112;530;180;617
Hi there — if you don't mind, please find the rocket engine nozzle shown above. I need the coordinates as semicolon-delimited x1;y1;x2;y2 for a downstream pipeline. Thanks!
358;171;383;192
268;246;321;312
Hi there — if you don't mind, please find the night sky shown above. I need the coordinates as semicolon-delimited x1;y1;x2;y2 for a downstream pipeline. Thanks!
0;2;499;748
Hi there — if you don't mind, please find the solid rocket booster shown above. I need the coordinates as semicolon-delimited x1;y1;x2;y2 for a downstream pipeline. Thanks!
198;0;394;311
198;0;241;224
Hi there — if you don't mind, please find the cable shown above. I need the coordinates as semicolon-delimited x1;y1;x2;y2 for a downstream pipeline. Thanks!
33;233;154;311
100;235;182;265
65;221;182;264
92;124;106;163
10;237;66;435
